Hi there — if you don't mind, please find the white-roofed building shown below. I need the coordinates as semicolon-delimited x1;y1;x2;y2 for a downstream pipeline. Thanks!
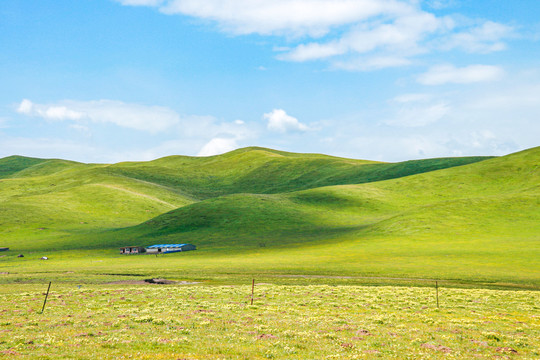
145;244;196;254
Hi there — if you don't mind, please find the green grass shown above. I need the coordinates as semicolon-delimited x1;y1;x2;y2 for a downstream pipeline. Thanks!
107;147;492;199
0;146;538;287
0;284;538;359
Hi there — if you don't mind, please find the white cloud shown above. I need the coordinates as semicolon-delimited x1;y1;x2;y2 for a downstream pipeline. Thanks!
17;99;34;114
264;109;308;133
441;21;514;53
114;0;515;72
17;99;84;120
280;9;440;62
5;76;540;164
44;106;84;121
198;137;239;156
280;41;347;62
417;64;504;85
351;76;540;160
9;98;259;161
332;56;411;71
16;99;180;133
155;0;413;37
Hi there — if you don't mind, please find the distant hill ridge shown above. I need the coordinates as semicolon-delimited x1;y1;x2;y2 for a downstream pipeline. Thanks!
0;146;537;250
0;146;494;197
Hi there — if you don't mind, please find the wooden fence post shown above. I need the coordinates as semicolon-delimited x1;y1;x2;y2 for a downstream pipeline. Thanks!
435;281;439;308
41;282;52;314
250;279;255;305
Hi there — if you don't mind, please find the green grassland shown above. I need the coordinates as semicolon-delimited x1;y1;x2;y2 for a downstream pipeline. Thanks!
0;284;538;359
0;146;539;287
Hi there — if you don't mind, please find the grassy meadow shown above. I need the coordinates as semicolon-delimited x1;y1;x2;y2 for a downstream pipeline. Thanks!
0;283;538;359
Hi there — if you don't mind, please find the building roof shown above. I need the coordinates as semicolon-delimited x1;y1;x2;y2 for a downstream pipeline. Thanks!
146;244;190;248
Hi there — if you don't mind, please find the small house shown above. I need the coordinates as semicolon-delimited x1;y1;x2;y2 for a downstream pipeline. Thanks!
120;246;145;255
0;247;9;252
145;244;196;254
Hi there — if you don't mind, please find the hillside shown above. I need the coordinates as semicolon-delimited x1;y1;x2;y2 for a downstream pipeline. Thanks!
103;146;539;284
0;147;490;250
1;146;538;286
120;146;538;245
106;146;491;199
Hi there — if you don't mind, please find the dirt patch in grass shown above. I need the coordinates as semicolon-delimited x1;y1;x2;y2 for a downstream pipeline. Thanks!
105;278;199;285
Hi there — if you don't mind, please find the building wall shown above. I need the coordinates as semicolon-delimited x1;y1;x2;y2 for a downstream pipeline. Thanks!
145;244;196;254
120;247;144;254
145;248;161;254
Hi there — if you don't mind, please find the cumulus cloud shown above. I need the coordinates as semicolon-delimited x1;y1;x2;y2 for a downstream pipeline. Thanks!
197;137;239;156
155;0;413;37
17;99;84;120
417;64;504;85
17;99;34;114
264;109;308;133
114;0;515;71
16;99;180;133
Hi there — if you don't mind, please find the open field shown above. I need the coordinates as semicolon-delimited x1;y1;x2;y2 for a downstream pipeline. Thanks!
0;283;538;359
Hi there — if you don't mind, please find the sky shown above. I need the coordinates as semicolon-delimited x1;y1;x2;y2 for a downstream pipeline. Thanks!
1;0;539;163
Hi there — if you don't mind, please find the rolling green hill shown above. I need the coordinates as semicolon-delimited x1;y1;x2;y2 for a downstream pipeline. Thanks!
107;147;538;285
0;147;491;250
0;146;538;286
116;146;538;245
106;147;491;199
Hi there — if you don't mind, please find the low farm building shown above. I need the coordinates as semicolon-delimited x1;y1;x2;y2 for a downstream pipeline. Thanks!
145;244;196;254
0;248;9;252
120;246;145;255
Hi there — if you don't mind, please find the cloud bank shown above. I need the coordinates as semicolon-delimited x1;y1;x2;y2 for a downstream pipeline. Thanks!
17;99;181;133
114;0;515;71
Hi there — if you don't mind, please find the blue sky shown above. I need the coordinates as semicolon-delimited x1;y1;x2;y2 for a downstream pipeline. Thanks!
1;0;539;162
